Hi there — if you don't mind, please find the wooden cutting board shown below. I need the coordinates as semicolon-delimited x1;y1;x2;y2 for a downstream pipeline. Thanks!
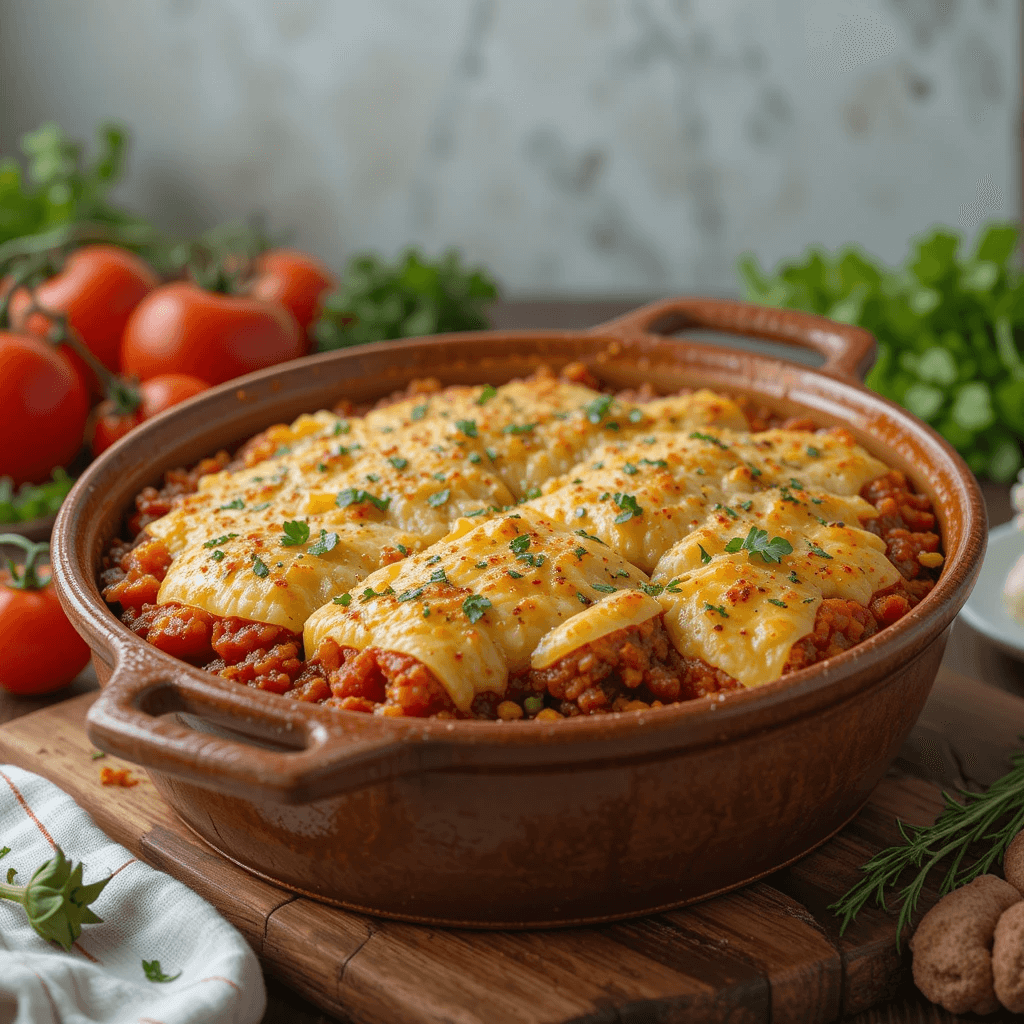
0;667;1020;1024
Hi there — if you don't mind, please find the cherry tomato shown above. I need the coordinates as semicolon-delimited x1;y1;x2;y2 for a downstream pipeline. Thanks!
0;332;90;486
248;248;336;342
0;556;90;695
89;373;210;456
8;245;158;388
121;282;303;385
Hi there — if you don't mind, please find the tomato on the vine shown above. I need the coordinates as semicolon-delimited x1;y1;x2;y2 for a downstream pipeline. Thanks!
121;282;303;385
0;332;89;486
248;248;336;342
0;536;90;695
89;373;210;456
8;244;158;387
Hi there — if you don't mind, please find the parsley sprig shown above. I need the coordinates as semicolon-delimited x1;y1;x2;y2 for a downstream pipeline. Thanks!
724;527;793;564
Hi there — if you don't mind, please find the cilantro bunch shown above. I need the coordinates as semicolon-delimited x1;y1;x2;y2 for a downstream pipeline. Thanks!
313;247;498;349
0;470;75;524
738;222;1024;481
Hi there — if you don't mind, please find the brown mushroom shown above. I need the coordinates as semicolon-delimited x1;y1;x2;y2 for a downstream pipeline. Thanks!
993;901;1024;1012
910;874;1021;1015
1004;830;1024;895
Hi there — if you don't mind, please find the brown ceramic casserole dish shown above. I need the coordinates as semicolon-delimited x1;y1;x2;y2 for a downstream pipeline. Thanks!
52;297;986;927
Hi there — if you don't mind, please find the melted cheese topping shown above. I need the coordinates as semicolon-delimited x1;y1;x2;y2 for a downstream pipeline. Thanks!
141;375;913;704
303;511;648;710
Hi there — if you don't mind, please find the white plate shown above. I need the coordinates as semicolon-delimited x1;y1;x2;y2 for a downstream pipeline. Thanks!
960;520;1024;661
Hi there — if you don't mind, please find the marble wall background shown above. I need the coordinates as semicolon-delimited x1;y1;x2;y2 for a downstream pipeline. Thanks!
0;0;1018;296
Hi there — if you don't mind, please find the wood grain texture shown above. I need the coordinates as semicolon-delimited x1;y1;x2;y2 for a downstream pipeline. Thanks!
0;668;1014;1024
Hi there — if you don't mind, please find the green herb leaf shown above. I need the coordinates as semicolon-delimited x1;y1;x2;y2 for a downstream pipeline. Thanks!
639;582;663;596
427;489;450;507
704;602;729;618
807;541;833;559
252;556;270;578
688;431;728;449
308;530;339;556
333;593;352;606
455;419;478;438
622;462;639;475
612;492;644;524
476;383;497;405
336;488;391;512
591;583;617;593
698;544;712;564
509;534;530;554
410;404;428;421
210;550;226;562
462;594;492;623
218;498;245;511
502;422;537;435
202;533;238;549
280;520;310;547
429;567;448;584
142;959;181;984
584;395;613;423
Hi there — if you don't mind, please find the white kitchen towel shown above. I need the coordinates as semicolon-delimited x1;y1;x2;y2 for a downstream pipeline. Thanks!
0;764;266;1024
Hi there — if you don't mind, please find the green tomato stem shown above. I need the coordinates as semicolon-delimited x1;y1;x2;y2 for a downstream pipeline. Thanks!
0;534;50;590
0;880;28;903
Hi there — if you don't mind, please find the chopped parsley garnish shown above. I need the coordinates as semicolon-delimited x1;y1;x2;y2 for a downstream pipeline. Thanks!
713;503;739;519
788;571;800;584
429;567;448;584
780;487;802;505
509;534;531;554
210;550;225;562
810;497;823;505
203;533;237;549
218;498;245;511
613;493;643;524
577;591;590;605
574;528;604;544
663;579;683;593
411;404;428;421
746;462;762;478
788;478;804;490
397;543;408;556
724;527;794;564
462;594;492;623
280;520;310;546
639;582;663;596
388;456;408;470
689;431;728;449
360;587;378;601
250;501;271;512
466;508;489;517
704;602;729;618
476;384;497;405
698;544;712;565
309;530;339;556
455;419;478;438
142;960;181;984
803;597;816;603
336;488;391;512
425;555;441;565
252;556;270;578
592;583;617;593
806;446;821;457
639;458;667;468
333;420;351;435
475;561;488;569
573;546;587;560
468;452;482;464
507;569;524;579
317;463;329;472
485;446;498;461
517;553;546;568
522;486;542;501
807;541;833;559
333;593;353;606
584;394;613;423
427;489;451;508
628;408;644;423
422;604;431;617
622;462;639;476
615;569;630;578
397;586;425;603
502;422;537;435
592;461;604;470
432;472;446;481
768;598;788;608
739;500;753;511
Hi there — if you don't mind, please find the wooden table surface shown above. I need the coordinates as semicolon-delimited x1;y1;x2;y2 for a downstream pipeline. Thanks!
2;300;1021;1023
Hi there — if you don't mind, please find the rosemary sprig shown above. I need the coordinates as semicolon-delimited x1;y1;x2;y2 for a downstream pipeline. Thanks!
830;744;1024;949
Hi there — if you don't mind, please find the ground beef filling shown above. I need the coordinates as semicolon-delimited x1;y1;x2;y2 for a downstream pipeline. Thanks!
100;388;945;720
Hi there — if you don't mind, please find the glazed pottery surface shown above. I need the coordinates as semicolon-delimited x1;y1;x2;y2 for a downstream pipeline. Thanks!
52;297;986;926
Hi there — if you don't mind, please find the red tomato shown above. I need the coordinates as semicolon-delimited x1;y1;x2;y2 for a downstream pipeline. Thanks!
121;283;303;385
0;332;90;486
0;563;91;694
248;248;336;342
89;373;210;456
8;245;158;387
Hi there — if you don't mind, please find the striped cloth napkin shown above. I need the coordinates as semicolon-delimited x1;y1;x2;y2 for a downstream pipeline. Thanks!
0;764;266;1024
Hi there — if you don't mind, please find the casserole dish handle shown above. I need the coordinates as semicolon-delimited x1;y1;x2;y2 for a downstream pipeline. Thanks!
595;296;876;380
86;652;443;804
